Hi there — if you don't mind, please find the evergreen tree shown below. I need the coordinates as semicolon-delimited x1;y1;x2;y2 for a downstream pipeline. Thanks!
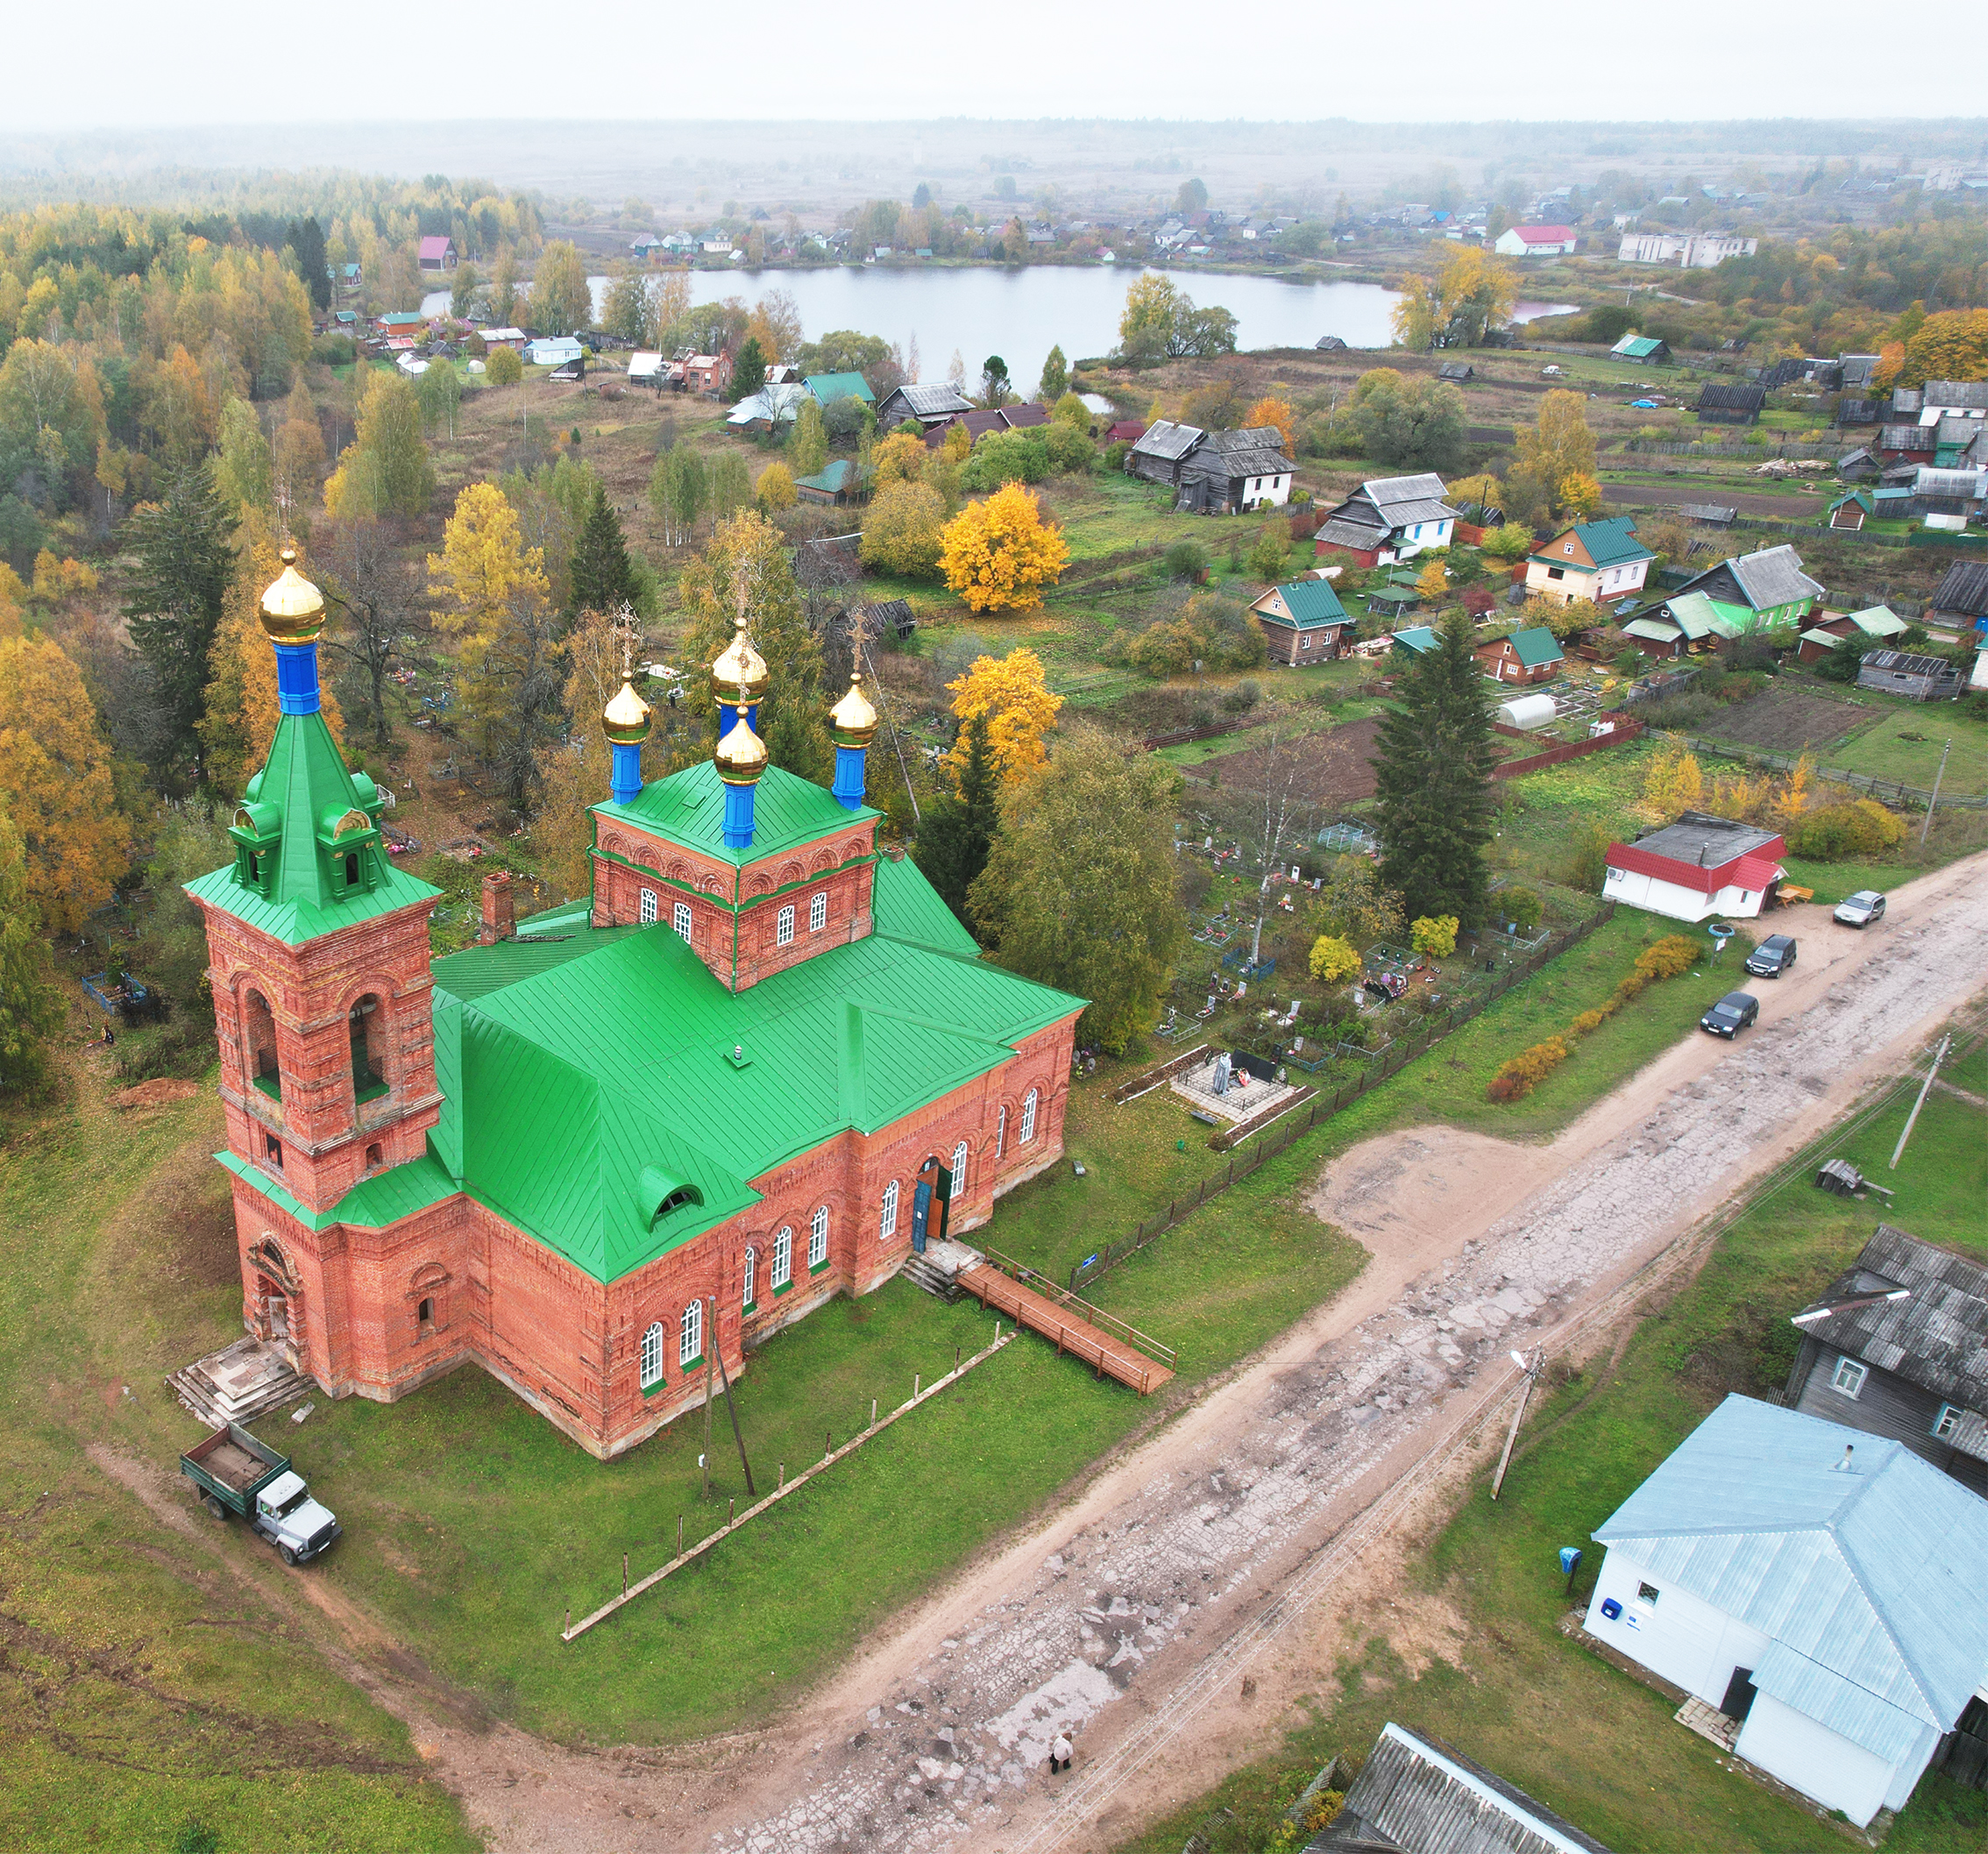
287;215;331;313
1038;343;1069;402
0;806;63;1099
123;462;238;789
730;337;768;401
914;712;1000;929
1371;608;1496;926
571;480;638;619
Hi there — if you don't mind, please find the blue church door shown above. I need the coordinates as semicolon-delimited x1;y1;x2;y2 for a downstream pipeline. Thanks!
911;1159;952;1253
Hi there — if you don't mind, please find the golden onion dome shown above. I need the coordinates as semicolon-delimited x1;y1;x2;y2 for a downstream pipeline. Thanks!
711;613;769;703
714;710;769;784
259;546;326;643
828;670;879;749
603;678;652;744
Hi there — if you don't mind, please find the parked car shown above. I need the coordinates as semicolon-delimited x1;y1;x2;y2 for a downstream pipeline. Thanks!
1700;991;1760;1039
1833;890;1886;928
1744;934;1798;978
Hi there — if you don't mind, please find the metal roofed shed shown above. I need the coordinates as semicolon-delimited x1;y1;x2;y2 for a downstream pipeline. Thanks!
1587;1394;1988;1827
1678;502;1737;526
1307;1723;1613;1853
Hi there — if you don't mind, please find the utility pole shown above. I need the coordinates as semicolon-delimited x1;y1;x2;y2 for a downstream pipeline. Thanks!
1892;1034;1952;1171
1491;1347;1544;1501
709;1296;756;1496
1919;737;1951;848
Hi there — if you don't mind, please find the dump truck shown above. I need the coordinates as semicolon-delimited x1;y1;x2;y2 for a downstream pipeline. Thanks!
180;1424;341;1565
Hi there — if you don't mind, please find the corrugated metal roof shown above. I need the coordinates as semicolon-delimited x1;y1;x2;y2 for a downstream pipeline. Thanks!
1751;1642;1930;1765
1253;579;1351;629
595;760;877;870
1129;419;1204;462
1507;626;1563;668
1594;1396;1988;1747
1793;1226;1988;1410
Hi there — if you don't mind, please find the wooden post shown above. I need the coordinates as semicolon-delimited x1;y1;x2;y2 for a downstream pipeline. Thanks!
709;1297;756;1497
565;1605;570;1634
728;1496;735;1528
826;1430;832;1459
870;1397;877;1426
1892;1035;1951;1170
913;1373;921;1400
622;1552;628;1596
955;1344;961;1373
777;1463;784;1490
678;1515;683;1557
1492;1350;1542;1501
702;1341;714;1498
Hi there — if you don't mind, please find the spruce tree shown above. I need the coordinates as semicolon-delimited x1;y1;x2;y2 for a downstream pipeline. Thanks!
730;337;768;401
570;480;637;618
915;711;1000;930
1371;607;1496;926
287;215;331;312
124;463;238;790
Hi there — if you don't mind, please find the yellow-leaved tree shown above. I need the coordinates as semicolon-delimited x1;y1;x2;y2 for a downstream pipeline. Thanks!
756;460;797;511
871;429;928;486
1642;738;1703;820
199;524;347;797
533;607;656;901
324;372;434;519
1415;557;1449;603
1309;934;1360;984
939;484;1069;613
860;481;947;578
945;646;1063;784
1242;396;1296;453
1513;390;1596;518
0;631;131;932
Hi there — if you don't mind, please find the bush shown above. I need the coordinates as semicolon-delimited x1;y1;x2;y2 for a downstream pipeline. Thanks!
1220;678;1261;714
1040;420;1096;475
309;332;357;366
1310;934;1360;983
1634;934;1700;982
1164;540;1208;582
485;345;523;386
1479;523;1535;564
1785;797;1907;861
959;430;1050;490
1488;1035;1572;1101
1501;886;1543;934
1410;914;1459;957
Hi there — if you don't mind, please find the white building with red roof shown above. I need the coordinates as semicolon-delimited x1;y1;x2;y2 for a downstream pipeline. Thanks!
1495;224;1579;257
1604;812;1786;922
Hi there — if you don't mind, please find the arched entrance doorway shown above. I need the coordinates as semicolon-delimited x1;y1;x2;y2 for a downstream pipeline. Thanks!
246;1236;304;1370
912;1153;953;1254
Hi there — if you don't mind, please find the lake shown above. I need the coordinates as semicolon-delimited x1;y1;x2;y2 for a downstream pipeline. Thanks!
422;266;1575;394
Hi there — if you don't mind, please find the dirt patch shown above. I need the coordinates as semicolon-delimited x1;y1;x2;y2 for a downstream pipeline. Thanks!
1193;716;1381;805
110;1077;202;1110
1698;685;1864;754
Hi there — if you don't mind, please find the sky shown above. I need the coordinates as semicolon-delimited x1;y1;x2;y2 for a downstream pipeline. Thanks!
11;0;1978;131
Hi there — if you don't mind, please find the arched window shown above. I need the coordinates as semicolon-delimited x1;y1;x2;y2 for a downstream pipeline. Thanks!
742;1247;756;1310
245;988;279;1098
950;1140;969;1200
777;905;795;948
673;899;693;941
808;1204;829;1268
640;888;658;924
679;1298;703;1367
350;994;385;1101
639;1321;664;1388
809;891;827;934
771;1227;792;1290
996;1105;1007;1160
880;1179;898;1240
1020;1089;1039;1145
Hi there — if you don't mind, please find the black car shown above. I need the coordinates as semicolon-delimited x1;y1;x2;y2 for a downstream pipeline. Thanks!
1700;991;1759;1039
1744;934;1798;979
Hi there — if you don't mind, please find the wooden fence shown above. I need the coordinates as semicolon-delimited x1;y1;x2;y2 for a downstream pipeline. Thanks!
1679;735;1987;809
1492;720;1646;782
1075;906;1616;1292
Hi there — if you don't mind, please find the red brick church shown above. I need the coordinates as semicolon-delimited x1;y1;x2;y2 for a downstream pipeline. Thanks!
187;554;1082;1457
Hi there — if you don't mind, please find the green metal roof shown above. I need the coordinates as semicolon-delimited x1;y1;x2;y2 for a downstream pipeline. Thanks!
593;759;880;871
795;458;867;494
804;372;876;405
1256;578;1350;629
1391;625;1438;652
1847;605;1908;636
1539;515;1652;571
1664;590;1744;641
1506;626;1564;668
414;850;1080;1283
1612;335;1666;359
1623;617;1682;642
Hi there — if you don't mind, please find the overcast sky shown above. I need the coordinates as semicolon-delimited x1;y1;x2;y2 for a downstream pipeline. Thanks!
11;0;1970;130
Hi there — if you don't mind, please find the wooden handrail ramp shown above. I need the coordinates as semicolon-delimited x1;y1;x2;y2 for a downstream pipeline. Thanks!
956;1260;1175;1396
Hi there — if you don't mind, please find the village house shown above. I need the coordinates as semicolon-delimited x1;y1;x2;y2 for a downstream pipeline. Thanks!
417;235;458;273
1693;381;1767;425
1388;624;1440;665
682;352;732;394
726;382;807;434
524;336;585;371
873;381;972;430
1921;380;1988;424
1828;487;1875;530
1665;543;1822;633
1524;516;1652;607
181;559;1082;1461
1907;465;1987;525
478;327;527;352
1248;578;1353;664
1928;560;1988;634
1475;625;1564;685
373;310;428;342
1786;1225;1988;1496
1603;811;1786;920
1125;419;1206;490
1795;603;1908;663
1857;649;1963;702
1587;1395;1988;1829
1313;474;1459;566
1494;224;1578;257
1878;423;1936;464
1176;426;1294;513
1609;333;1672;364
803;372;878;414
793;458;870;506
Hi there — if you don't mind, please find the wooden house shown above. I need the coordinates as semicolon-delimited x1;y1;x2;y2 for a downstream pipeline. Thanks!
1248;578;1353;664
1313;474;1459;566
1524;516;1652;606
793;459;870;506
872;381;969;430
1475;625;1564;685
1175;428;1295;514
1857;650;1963;702
1828;487;1874;530
1125;419;1204;489
1694;381;1766;425
1796;604;1907;663
1667;543;1822;632
1836;396;1880;427
417;236;458;273
1610;333;1672;365
1929;561;1988;635
1878;423;1935;464
1436;360;1474;382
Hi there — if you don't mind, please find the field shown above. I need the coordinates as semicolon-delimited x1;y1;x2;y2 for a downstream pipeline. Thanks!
1189;714;1383;803
1690;683;1863;752
1118;1028;1988;1854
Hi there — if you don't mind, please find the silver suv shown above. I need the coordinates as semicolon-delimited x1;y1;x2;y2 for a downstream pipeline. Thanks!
1833;891;1885;928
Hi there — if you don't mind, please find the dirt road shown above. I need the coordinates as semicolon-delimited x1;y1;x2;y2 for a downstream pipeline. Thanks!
103;855;1988;1853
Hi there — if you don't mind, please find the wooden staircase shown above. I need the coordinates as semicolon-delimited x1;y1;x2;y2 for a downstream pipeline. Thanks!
955;1252;1175;1396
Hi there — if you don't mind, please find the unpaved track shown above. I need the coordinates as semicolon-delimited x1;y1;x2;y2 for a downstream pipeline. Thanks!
96;856;1988;1853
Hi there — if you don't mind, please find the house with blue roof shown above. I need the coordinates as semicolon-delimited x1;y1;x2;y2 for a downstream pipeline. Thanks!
1249;577;1353;664
1586;1395;1988;1827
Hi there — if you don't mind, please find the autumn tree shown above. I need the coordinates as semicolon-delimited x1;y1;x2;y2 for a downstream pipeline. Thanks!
1243;395;1296;453
1349;369;1467;472
529;241;593;337
123;462;238;786
319;518;422;746
1038;344;1069;401
677;510;831;781
744;288;803;366
1390;246;1517;349
0;632;131;931
1415;556;1450;604
485;345;523;387
969;724;1186;1054
214;398;275;520
649;441;706;546
1642;738;1704;820
707;452;752;522
945;646;1062;784
0;806;63;1097
1886;309;1988;390
415;359;464;437
451;260;481;321
323;373;434;518
1249;521;1291;583
756;460;797;512
1512;390;1597;519
1116;275;1238;360
871;429;928;486
862;480;948;579
788;397;829;478
1305;854;1404;948
273;378;326;513
534;606;657;899
1309;934;1360;984
1372;607;1496;925
939;484;1069;613
570;479;639;619
914;708;999;929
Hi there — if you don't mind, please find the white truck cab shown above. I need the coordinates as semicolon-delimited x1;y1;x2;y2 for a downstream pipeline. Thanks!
253;1469;342;1565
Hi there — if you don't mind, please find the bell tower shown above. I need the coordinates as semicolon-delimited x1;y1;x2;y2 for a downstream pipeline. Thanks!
185;551;444;1217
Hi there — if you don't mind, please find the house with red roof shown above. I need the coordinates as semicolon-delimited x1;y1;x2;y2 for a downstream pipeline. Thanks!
1494;224;1579;258
1604;812;1786;922
418;236;458;273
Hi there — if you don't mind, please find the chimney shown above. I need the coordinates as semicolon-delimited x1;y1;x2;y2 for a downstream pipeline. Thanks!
479;870;516;945
1835;1444;1856;1473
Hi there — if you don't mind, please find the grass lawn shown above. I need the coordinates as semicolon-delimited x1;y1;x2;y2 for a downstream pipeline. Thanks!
1821;701;1988;797
1117;1028;1988;1854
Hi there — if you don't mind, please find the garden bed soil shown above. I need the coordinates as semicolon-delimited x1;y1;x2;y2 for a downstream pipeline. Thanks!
1694;685;1864;753
1192;716;1383;804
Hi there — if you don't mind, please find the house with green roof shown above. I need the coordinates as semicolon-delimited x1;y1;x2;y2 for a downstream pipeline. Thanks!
1389;624;1439;662
1524;516;1653;607
1248;576;1353;664
1667;543;1824;634
1609;332;1672;365
1797;603;1910;664
183;561;1084;1460
794;458;871;506
802;371;877;408
1473;623;1564;685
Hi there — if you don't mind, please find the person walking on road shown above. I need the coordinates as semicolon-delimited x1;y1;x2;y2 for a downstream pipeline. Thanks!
1049;1733;1073;1774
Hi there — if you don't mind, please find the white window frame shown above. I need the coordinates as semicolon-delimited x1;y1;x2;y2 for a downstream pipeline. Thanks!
1636;1581;1661;1609
996;1105;1007;1160
673;899;692;941
742;1247;756;1309
639;1320;664;1388
771;1227;792;1289
880;1178;898;1240
1830;1356;1868;1400
808;1204;828;1268
639;888;657;924
950;1140;969;1200
777;905;795;947
679;1297;703;1367
809;891;827;934
1933;1403;1962;1441
1020;1088;1038;1145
